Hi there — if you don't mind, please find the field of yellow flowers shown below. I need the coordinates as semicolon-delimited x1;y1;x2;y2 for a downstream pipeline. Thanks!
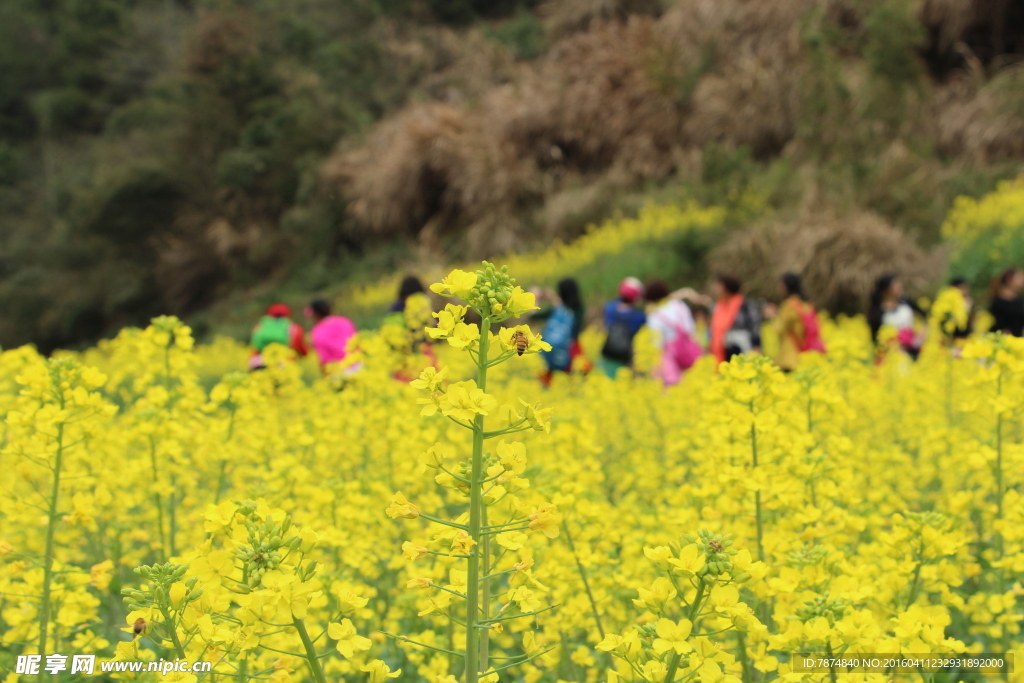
2;261;1024;683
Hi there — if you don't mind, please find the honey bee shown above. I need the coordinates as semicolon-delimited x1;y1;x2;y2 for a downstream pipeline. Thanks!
133;618;146;637
512;330;528;356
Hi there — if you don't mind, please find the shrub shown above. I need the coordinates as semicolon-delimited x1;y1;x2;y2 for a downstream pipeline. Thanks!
942;177;1024;288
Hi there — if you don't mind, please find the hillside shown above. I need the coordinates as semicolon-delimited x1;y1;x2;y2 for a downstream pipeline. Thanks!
2;0;1023;350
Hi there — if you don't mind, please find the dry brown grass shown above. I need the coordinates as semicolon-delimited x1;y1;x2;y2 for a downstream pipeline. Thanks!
539;0;662;36
708;211;948;313
506;17;689;179
322;98;540;257
918;0;1024;63
933;66;1024;163
920;0;979;53
323;0;1024;261
326;0;820;247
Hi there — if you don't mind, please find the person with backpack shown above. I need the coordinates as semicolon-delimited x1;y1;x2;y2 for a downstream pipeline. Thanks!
765;272;825;372
708;274;761;364
600;277;647;378
644;279;702;386
382;275;438;380
305;298;358;370
988;267;1024;337
249;303;308;370
531;278;588;386
931;277;973;349
867;274;927;360
385;276;434;350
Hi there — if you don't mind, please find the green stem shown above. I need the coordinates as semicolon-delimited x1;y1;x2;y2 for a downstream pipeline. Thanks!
664;581;707;683
447;618;456;675
905;549;923;609
168;484;177;558
753;491;764;563
996;372;1004;521
750;414;764;563
159;603;187;659
687;582;706;622
564;523;605;638
215;460;228;504
419;512;469;529
149;437;166;561
165;344;172;392
737;631;752;683
292;617;328;683
479;605;557;624
825;641;838;683
945;355;954;459
38;422;64;661
480;505;491;672
464;318;491;683
663;651;684;683
384;633;466;658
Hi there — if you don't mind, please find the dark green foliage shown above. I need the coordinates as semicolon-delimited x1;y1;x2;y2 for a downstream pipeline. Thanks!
427;0;539;24
864;0;925;86
86;170;182;244
0;142;23;186
0;0;472;351
0;0;1022;351
485;9;545;60
862;0;927;128
645;39;717;105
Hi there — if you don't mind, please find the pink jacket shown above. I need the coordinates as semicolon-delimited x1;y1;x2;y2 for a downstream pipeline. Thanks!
311;316;357;365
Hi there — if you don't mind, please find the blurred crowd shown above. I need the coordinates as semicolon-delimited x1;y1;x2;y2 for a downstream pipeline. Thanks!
245;265;1024;386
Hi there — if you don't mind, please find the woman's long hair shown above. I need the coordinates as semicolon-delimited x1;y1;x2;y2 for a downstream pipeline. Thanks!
868;274;897;342
643;279;671;303
990;267;1022;300
716;273;742;296
398;275;425;301
869;274;896;311
557;277;582;311
781;272;806;301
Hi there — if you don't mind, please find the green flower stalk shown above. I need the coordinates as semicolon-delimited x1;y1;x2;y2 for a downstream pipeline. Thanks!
601;529;762;683
122;563;198;659
24;359;113;659
121;504;348;683
37;418;64;660
392;262;558;683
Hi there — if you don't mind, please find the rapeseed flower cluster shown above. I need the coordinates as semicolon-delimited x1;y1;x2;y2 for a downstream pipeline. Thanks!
347;203;726;314
1;263;1024;683
942;177;1024;286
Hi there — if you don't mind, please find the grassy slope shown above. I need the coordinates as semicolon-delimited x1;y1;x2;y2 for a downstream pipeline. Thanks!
2;0;1024;349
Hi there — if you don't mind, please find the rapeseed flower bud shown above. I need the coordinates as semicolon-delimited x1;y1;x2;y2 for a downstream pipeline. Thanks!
401;541;429;561
385;492;420;519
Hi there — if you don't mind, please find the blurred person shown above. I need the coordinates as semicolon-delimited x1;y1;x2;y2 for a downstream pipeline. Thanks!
531;278;589;386
868;274;926;359
644;279;701;386
709;274;761;364
600;277;647;377
385;275;434;349
932;277;973;348
389;275;427;313
383;275;437;379
989;267;1024;337
305;298;358;370
689;302;711;348
763;272;825;372
249;303;308;371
